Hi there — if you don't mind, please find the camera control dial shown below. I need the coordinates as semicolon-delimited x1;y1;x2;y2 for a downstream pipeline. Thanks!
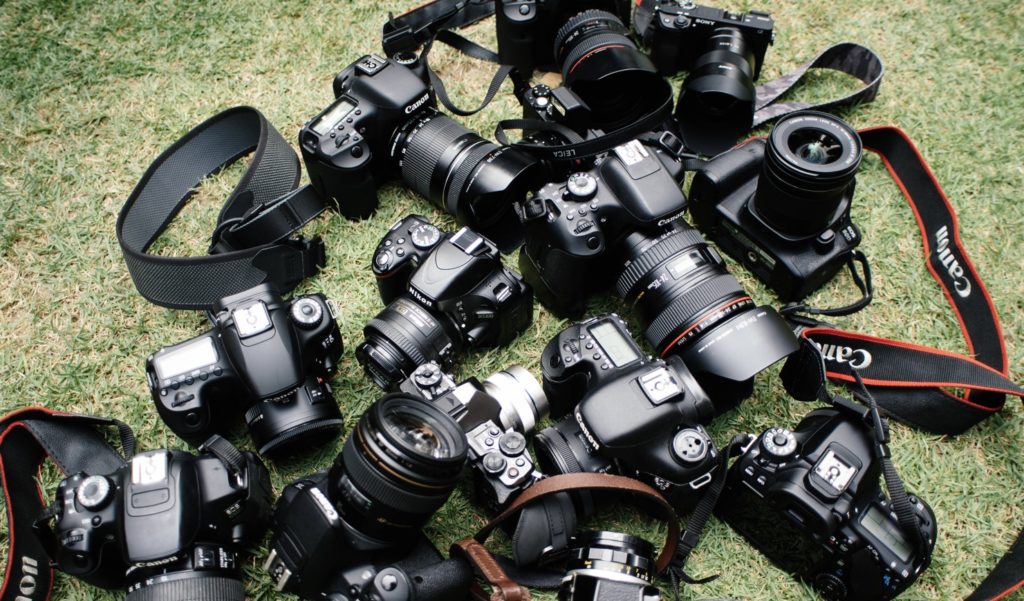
566;172;598;201
410;222;442;249
76;475;112;510
760;427;797;460
291;298;324;328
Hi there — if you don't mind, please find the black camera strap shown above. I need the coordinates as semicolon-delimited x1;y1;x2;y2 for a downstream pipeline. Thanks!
117;106;329;310
382;0;497;58
0;408;134;601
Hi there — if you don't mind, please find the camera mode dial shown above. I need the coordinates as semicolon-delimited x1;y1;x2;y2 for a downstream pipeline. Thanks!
566;172;598;201
409;222;442;249
760;427;797;461
76;475;112;510
291;298;324;328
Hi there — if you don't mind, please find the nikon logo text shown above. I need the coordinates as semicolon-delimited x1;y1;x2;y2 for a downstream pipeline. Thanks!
815;342;872;370
405;93;430;114
934;225;971;298
15;556;39;601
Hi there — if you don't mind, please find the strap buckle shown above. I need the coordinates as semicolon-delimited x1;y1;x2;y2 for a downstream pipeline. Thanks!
252;236;326;293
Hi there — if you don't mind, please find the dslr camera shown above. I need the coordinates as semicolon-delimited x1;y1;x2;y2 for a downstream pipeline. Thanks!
635;2;775;154
300;53;539;250
265;393;473;600
358;215;534;390
518;139;797;403
36;436;272;601
716;401;936;600
533;314;720;511
147;283;344;456
398;362;549;513
689;111;864;300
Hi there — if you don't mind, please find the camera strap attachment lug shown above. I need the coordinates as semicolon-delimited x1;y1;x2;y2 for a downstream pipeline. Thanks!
252;236;327;294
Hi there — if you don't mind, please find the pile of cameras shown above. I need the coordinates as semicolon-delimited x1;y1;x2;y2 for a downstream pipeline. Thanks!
35;2;938;601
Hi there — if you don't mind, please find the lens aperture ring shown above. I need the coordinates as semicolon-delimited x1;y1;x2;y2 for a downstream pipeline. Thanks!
616;229;709;298
643;274;747;351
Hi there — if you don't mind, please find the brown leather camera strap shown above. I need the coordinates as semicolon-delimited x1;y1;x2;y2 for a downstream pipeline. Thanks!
450;472;681;601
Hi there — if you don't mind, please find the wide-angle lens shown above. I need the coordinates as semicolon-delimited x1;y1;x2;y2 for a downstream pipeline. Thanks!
330;394;467;543
751;111;862;238
480;365;549;435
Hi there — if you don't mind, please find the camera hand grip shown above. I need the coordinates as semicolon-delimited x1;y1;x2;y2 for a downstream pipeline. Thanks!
407;558;475;601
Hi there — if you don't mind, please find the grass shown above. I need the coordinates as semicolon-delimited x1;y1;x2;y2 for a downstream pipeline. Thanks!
1;0;1022;599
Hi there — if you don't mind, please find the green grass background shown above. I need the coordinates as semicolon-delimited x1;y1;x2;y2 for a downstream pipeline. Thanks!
1;0;1022;599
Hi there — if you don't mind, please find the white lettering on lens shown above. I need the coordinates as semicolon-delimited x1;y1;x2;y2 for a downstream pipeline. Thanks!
934;225;971;298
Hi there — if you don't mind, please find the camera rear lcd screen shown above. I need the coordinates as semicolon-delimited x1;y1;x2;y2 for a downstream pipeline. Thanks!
589;321;640;367
154;337;218;380
312;99;356;135
861;505;913;561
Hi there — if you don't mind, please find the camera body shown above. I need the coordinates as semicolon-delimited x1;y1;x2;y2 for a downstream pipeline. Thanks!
359;216;534;390
641;2;774;78
147;284;344;456
495;0;630;74
534;315;720;510
40;438;272;599
399;362;549;513
716;405;936;600
689;112;863;300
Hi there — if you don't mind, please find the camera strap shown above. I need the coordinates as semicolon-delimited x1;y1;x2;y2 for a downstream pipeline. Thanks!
382;0;497;57
0;408;134;601
117;106;329;310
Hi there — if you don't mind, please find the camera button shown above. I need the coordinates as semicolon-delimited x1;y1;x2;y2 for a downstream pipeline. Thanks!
396;248;405;257
601;363;610;370
519;4;529;15
375;251;392;268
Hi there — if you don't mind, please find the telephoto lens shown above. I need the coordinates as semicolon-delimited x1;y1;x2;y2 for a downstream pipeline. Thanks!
559;531;662;601
553;10;664;131
675;26;757;155
329;394;468;545
751;111;863;238
394;109;541;251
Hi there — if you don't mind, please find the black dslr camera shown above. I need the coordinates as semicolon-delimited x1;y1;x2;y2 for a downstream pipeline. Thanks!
398;362;549;512
265;394;473;600
518;140;797;403
358;215;534;390
690;112;864;300
147;284;344;456
300;53;539;250
533;314;720;510
635;2;775;154
36;436;272;601
716;401;937;600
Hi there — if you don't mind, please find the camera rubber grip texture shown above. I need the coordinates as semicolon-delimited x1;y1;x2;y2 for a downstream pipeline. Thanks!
402;115;474;200
407;558;475;601
125;575;243;601
644;273;746;350
616;228;710;298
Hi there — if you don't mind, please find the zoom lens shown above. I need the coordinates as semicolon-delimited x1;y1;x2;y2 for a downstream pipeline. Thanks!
534;415;613;477
752;111;863;238
126;572;244;601
559;531;660;601
395;110;540;251
676;27;757;155
481;366;549;435
616;224;797;405
330;394;467;543
245;376;343;457
356;296;462;390
554;10;664;131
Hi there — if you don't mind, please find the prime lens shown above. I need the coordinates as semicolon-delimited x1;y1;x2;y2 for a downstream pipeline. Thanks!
245;376;343;457
481;365;549;435
395;110;540;251
751;111;863;238
534;415;613;477
329;394;467;543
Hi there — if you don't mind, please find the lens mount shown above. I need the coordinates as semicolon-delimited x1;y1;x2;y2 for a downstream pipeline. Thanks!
481;365;549;435
246;379;343;457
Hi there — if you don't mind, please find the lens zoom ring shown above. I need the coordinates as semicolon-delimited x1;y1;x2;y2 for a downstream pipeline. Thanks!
561;31;637;79
125;576;243;601
402;115;473;200
446;140;496;215
616;229;709;298
342;435;451;516
366;316;431;367
644;273;746;350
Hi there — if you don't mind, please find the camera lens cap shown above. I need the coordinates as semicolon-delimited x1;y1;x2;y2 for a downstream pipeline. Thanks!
291;297;323;328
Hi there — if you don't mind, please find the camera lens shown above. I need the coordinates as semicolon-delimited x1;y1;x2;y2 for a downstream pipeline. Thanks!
357;297;462;390
126;572;244;601
559;531;659;601
394;110;540;251
675;26;757;155
752;111;863;238
481;365;549;435
245;376;343;457
534;415;613;477
553;10;664;131
330;394;467;543
616;224;797;405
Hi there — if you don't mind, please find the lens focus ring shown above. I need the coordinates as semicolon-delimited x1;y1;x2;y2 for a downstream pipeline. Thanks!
616;229;709;298
643;273;746;352
401;114;474;200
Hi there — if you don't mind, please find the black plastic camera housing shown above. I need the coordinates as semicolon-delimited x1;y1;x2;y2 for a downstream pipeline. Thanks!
146;284;344;456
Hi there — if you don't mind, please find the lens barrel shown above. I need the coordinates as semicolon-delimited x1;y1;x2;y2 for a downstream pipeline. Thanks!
752;111;863;238
126;573;244;601
559;531;659;601
481;365;549;435
246;376;343;457
330;394;467;543
534;415;613;477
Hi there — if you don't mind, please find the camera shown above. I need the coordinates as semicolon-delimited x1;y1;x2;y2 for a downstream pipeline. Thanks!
533;314;720;510
36;436;272;601
635;2;774;154
358;215;534;390
265;393;469;599
716;404;937;600
518;140;797;403
689;111;864;300
398;362;549;512
558;531;662;601
300;53;540;250
146;283;344;456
